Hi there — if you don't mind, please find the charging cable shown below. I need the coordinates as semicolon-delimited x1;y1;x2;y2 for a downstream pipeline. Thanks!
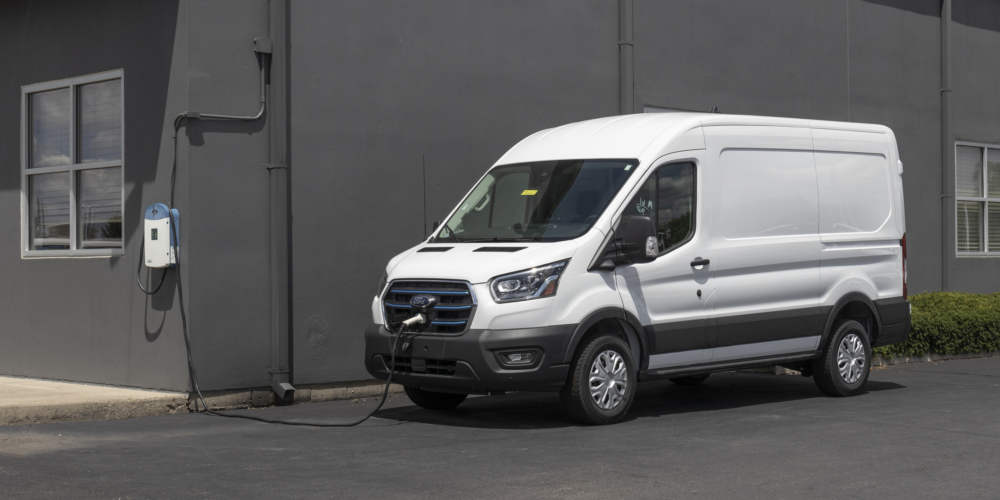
135;204;418;425
144;80;412;426
135;241;167;295
163;205;417;426
184;308;423;427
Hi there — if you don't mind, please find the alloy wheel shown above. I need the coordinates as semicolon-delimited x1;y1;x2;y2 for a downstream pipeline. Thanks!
589;350;628;410
837;333;866;384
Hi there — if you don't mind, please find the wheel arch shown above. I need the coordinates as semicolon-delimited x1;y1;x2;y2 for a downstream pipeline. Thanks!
820;292;883;349
563;307;649;371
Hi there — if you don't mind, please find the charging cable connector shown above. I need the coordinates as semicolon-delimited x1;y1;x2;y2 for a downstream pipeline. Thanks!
402;314;426;327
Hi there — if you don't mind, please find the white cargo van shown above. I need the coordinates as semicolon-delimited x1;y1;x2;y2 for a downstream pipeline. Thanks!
365;113;911;425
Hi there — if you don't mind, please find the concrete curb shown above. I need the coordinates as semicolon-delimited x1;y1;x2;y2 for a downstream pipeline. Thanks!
190;381;404;411
1;378;404;426
1;396;190;426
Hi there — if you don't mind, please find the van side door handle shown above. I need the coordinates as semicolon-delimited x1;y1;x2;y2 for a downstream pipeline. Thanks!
690;258;710;267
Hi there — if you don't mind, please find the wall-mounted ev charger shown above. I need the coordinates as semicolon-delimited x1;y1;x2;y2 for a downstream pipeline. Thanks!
143;203;179;269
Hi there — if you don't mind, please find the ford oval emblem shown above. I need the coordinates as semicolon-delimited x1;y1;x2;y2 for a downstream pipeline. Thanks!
410;294;433;307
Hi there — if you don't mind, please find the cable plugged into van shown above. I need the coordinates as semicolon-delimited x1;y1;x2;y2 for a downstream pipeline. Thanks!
365;113;912;425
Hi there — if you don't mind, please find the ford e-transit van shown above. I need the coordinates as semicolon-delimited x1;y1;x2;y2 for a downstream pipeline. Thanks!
365;113;911;425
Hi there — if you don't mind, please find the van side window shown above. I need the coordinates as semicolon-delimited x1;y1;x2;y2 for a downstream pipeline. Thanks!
655;163;695;252
622;162;696;253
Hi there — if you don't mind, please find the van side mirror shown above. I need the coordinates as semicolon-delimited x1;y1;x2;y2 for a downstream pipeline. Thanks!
586;216;657;271
621;216;657;264
432;221;440;231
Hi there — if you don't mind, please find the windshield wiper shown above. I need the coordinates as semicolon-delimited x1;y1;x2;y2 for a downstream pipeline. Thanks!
452;237;543;243
491;237;543;242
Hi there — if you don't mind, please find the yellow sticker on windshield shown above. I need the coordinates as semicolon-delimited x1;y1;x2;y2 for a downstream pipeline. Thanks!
521;190;538;196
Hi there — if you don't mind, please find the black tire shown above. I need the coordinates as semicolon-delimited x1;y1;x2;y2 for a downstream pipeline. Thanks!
560;333;637;425
811;319;872;397
404;386;467;410
668;373;710;386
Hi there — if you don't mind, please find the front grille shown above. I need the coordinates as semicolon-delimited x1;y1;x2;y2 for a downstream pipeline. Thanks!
383;280;476;335
386;357;457;376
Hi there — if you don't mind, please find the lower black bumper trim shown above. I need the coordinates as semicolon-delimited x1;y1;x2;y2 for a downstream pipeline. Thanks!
365;323;574;393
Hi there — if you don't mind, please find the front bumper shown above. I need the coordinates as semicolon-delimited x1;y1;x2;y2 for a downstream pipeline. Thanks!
364;323;575;393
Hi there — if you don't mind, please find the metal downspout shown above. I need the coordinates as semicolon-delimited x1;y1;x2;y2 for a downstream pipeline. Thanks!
941;0;953;291
619;0;634;115
268;0;294;400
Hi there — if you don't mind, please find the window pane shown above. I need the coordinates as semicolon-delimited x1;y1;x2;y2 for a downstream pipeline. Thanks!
656;163;694;252
622;173;657;219
957;200;983;252
78;167;122;249
30;89;71;168
28;173;71;250
78;79;122;163
990;202;1000;252
956;146;983;198
490;170;530;229
988;149;1000;198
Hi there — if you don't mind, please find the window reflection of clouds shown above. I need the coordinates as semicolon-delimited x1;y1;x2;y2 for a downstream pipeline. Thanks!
79;80;122;163
31;89;71;168
29;173;71;250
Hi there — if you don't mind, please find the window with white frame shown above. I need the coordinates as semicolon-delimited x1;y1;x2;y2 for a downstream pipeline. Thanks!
21;71;123;256
956;142;1000;255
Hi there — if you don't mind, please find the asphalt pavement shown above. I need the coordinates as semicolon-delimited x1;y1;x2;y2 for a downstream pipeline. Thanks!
2;357;999;499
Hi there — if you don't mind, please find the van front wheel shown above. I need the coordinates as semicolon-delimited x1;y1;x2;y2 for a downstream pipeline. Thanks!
560;333;637;425
812;320;871;397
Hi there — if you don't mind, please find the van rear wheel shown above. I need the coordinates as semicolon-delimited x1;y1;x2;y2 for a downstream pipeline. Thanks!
560;333;637;425
812;320;871;397
403;386;467;410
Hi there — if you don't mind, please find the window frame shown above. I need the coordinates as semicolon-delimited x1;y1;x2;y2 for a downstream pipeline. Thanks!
21;70;124;258
955;141;1000;256
625;160;698;256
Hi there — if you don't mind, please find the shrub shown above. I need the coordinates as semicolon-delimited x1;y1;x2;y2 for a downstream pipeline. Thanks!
873;292;1000;358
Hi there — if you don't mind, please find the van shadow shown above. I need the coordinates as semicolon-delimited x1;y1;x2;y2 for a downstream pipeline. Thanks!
373;372;905;430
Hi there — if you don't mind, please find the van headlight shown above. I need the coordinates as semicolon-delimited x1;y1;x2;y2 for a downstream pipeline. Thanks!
489;260;569;303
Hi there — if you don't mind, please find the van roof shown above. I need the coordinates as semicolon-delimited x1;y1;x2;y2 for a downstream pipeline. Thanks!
495;113;892;166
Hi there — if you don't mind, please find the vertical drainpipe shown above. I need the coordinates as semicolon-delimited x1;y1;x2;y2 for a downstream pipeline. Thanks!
941;0;953;292
268;0;294;400
619;0;634;115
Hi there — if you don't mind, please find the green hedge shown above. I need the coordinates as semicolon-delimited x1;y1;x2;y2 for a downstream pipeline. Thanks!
873;292;1000;358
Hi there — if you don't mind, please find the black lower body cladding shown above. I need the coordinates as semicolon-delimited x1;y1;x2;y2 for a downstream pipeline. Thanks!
872;297;911;347
364;323;575;394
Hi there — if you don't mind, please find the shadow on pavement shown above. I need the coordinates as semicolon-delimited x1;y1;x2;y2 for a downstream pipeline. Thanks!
371;372;906;430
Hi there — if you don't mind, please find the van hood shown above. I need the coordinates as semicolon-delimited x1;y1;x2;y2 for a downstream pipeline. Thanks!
386;240;583;285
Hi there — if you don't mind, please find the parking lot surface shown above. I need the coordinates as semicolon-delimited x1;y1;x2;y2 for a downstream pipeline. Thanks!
2;357;999;499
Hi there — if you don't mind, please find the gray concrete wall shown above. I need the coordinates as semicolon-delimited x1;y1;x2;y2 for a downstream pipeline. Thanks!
0;0;191;391
951;6;1000;293
181;0;273;392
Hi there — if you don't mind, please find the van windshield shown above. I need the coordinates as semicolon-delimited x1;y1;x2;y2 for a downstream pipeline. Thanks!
436;159;638;242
